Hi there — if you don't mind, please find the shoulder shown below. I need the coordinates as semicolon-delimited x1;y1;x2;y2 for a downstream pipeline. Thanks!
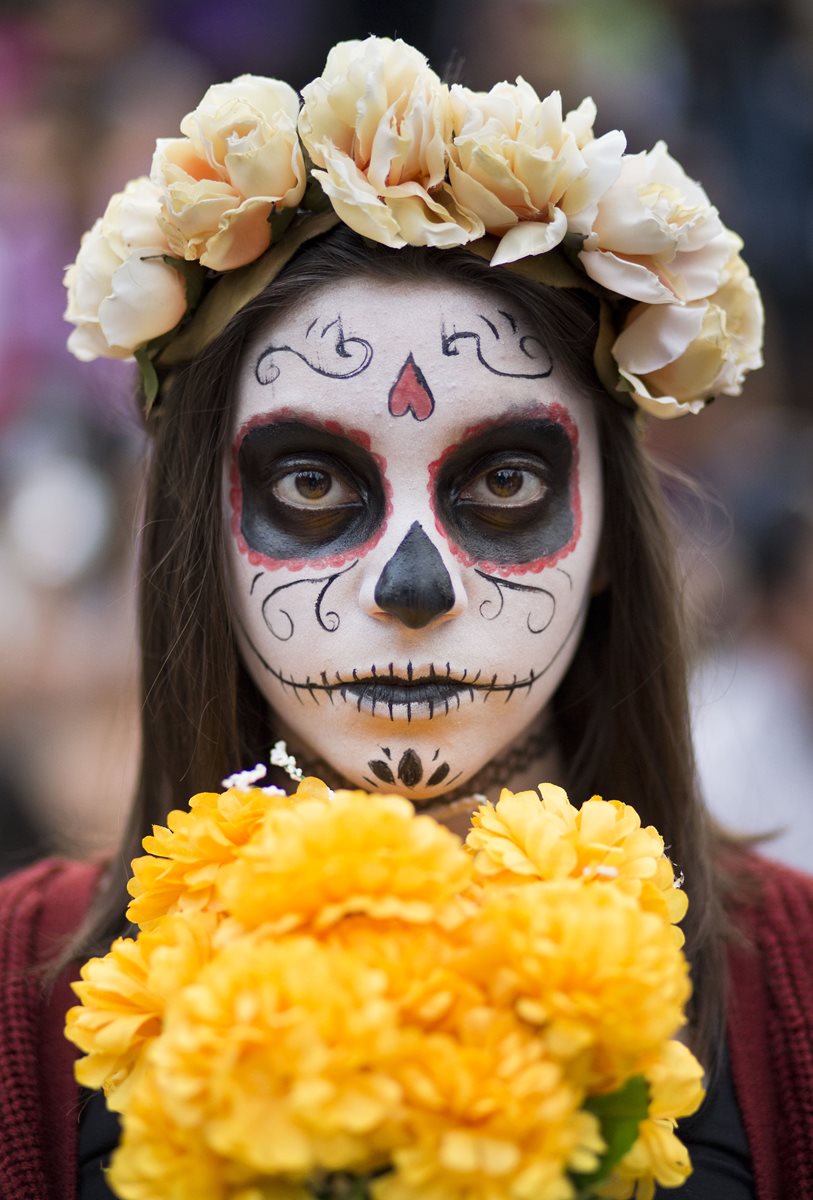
0;858;104;1200
0;857;102;967
725;849;813;939
723;850;813;1200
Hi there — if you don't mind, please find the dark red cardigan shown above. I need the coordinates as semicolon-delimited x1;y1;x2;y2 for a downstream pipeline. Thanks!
1;853;812;1200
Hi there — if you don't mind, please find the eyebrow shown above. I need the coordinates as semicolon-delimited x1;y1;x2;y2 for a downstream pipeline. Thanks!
233;409;376;455
445;403;576;447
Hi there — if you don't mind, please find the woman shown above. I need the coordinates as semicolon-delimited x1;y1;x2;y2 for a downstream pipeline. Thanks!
1;36;811;1200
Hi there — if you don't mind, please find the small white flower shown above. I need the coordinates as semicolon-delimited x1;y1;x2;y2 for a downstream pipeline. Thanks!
221;762;268;790
269;740;303;782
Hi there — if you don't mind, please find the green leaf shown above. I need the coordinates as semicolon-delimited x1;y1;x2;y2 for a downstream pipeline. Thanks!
161;255;206;311
267;205;298;242
302;173;332;214
134;347;159;416
571;1075;649;1197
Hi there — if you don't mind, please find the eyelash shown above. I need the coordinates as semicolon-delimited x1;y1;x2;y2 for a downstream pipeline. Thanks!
268;455;550;515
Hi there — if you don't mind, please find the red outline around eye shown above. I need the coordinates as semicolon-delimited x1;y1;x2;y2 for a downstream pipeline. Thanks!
426;402;582;578
229;408;393;571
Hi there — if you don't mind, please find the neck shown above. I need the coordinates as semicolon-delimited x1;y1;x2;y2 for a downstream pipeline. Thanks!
424;716;563;836
273;714;563;840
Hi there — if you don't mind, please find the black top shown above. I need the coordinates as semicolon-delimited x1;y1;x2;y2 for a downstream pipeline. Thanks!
78;1043;754;1198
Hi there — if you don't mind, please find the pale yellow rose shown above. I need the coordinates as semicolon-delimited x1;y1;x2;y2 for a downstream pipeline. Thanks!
579;140;731;306
64;177;187;361
448;81;625;266
612;234;764;418
299;36;482;249
151;75;305;271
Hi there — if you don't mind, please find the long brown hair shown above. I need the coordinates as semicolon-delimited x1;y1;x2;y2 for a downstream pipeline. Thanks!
74;226;727;1061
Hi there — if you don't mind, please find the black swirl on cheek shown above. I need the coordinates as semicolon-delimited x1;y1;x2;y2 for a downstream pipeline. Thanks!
475;569;556;635
259;560;358;641
255;315;373;385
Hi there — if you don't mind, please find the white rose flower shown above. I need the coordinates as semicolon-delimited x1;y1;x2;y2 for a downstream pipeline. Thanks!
612;235;764;418
299;36;481;249
64;177;187;361
152;75;306;271
448;81;625;266
579;141;731;306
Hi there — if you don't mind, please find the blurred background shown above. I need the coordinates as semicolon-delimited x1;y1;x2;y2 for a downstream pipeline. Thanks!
1;0;812;873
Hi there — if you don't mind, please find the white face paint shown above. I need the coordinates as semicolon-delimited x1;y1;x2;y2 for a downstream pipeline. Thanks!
225;278;603;801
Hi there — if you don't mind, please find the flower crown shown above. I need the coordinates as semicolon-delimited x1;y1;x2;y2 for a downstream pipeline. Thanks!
64;35;764;420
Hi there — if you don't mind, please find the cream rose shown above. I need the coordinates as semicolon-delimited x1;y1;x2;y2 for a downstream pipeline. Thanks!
64;177;187;361
448;81;625;266
151;75;305;272
612;235;764;418
299;36;481;249
579;141;731;306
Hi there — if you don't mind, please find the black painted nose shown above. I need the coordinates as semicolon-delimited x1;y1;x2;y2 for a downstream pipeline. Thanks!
374;522;455;629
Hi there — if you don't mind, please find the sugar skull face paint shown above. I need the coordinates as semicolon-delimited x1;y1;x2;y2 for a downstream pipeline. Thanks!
225;278;604;800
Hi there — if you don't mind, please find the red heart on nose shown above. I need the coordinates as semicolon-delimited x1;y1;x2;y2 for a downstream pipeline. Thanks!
388;354;435;421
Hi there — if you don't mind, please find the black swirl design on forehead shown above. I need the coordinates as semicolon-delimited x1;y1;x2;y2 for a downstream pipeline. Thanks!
441;309;553;379
255;315;373;385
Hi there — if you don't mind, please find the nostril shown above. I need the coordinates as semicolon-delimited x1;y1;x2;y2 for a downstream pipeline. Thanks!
374;522;455;629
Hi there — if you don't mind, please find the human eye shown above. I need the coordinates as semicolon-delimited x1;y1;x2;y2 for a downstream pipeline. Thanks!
270;457;362;512
457;458;549;511
453;453;550;527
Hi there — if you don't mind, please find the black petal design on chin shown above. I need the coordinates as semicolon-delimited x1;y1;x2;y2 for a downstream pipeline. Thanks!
426;762;451;787
397;749;423;788
368;759;396;785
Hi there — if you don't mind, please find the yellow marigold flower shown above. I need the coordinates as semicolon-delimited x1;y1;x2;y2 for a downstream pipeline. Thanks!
65;910;217;1109
598;1038;704;1199
109;1063;311;1200
127;783;311;926
597;1117;692;1200
462;882;691;1092
375;1019;603;1199
146;934;407;1179
329;917;484;1030
217;790;473;934
466;784;688;939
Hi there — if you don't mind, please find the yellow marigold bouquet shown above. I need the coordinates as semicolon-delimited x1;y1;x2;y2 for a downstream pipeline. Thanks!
66;774;703;1200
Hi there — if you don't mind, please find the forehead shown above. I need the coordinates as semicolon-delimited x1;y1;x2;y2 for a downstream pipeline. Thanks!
235;276;593;436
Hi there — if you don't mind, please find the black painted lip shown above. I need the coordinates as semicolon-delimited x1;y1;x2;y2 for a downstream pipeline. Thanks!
342;678;468;707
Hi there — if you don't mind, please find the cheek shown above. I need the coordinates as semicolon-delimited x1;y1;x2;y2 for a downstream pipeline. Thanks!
428;404;582;578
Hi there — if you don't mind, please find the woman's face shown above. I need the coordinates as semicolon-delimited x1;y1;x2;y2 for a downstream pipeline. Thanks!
225;277;603;800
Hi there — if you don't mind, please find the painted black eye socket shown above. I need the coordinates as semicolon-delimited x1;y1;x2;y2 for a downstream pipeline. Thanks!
238;422;386;560
435;419;575;565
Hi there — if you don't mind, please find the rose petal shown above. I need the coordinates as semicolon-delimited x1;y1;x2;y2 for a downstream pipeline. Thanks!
313;157;405;248
98;253;187;352
579;248;676;303
447;160;518;232
613;302;707;375
562;129;626;230
490;208;568;266
198;196;275;270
